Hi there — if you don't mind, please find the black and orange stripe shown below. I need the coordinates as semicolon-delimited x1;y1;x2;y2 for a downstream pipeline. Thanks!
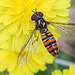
41;29;59;57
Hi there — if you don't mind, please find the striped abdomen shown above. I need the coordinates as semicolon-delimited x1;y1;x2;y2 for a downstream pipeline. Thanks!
41;29;59;57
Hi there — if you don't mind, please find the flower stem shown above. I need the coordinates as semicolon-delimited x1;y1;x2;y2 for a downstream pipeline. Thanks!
55;58;75;67
53;58;58;70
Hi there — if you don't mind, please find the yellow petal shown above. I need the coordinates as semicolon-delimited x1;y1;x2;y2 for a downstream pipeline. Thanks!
52;70;62;75
36;0;56;11
42;54;54;64
0;6;8;14
0;0;12;7
69;65;75;75
22;17;30;34
43;10;56;18
0;23;5;30
0;27;10;45
14;24;22;36
27;62;39;73
32;53;45;66
54;9;69;16
29;58;46;71
63;69;69;75
2;14;21;25
0;40;9;50
21;64;34;75
9;33;24;51
7;18;21;35
0;51;11;72
53;16;70;22
54;0;71;9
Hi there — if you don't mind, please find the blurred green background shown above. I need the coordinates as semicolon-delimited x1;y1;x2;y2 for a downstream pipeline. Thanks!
0;0;75;75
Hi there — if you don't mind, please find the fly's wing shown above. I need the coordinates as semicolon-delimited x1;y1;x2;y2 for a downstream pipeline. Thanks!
17;29;39;66
50;22;75;36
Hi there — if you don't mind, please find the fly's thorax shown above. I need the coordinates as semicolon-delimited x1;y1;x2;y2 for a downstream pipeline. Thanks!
35;18;47;30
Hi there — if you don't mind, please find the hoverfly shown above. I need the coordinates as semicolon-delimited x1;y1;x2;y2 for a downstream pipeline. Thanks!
17;10;75;66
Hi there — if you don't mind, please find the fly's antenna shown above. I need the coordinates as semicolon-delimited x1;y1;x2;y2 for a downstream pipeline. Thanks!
31;9;37;15
31;8;38;16
31;10;37;15
35;8;39;16
35;8;37;12
31;8;37;13
31;10;35;13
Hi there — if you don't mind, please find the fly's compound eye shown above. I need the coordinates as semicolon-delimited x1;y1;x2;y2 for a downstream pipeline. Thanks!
31;14;38;21
31;12;44;21
38;12;44;17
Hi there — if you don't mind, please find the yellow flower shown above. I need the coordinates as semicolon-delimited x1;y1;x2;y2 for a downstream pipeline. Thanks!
0;0;71;75
0;49;54;75
0;0;70;50
0;35;55;75
52;65;75;75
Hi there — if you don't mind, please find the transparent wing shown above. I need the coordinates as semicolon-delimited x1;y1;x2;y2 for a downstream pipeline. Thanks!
50;22;75;36
17;29;39;66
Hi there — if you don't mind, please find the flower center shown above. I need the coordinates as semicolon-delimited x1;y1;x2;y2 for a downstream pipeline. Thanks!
21;1;34;16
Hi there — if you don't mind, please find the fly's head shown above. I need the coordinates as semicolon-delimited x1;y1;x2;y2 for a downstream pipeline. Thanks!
31;12;44;21
31;12;47;30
